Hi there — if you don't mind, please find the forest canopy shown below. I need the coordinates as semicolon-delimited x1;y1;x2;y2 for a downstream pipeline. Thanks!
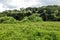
0;5;60;23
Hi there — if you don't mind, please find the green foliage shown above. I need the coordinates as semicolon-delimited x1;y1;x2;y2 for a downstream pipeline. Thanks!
28;14;43;22
0;22;59;40
21;14;43;22
0;5;60;22
0;5;60;40
21;16;30;22
0;16;18;23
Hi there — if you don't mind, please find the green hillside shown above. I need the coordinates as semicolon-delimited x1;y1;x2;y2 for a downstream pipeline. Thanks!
0;22;60;40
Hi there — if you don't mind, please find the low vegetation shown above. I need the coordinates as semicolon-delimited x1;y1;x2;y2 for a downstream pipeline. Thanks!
0;22;60;40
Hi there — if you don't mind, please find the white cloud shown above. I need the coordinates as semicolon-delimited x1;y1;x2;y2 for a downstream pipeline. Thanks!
6;0;42;8
40;0;60;5
0;4;6;12
0;3;10;12
0;0;42;12
0;0;60;12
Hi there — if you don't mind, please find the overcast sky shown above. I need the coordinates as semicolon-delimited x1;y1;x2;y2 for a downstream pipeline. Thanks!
0;0;60;12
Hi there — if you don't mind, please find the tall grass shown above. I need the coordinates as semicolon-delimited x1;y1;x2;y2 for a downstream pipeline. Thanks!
0;22;60;40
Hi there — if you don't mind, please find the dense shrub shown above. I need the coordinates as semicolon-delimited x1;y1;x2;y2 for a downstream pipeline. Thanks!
21;14;43;22
21;16;30;22
28;14;43;22
0;16;18;23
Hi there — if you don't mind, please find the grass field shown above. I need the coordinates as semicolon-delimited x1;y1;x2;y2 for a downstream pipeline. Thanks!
0;22;60;40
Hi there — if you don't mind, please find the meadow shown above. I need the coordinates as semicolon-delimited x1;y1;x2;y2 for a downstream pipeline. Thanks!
0;22;60;40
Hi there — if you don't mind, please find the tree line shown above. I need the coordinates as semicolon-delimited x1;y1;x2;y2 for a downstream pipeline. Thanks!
0;5;60;23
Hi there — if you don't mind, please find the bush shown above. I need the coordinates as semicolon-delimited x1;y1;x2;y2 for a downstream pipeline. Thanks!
21;16;30;22
28;14;43;22
0;16;18;23
21;14;43;22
